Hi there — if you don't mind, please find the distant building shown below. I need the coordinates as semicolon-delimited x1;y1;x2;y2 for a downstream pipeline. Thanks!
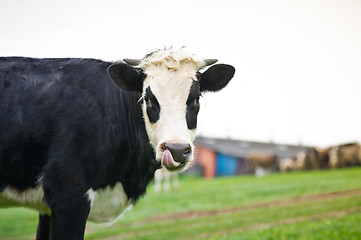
192;136;315;178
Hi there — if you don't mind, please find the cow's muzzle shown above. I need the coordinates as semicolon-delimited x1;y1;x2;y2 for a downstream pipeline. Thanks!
160;142;192;171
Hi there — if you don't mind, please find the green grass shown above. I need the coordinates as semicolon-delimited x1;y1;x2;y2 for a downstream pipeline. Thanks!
116;167;361;219
0;207;39;240
216;212;361;240
1;167;361;239
85;195;361;240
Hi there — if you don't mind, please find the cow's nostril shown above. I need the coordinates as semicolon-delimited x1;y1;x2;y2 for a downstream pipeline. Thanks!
184;146;192;156
160;143;167;152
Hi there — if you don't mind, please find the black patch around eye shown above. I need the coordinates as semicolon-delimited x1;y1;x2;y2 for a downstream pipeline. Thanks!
186;80;201;129
145;87;160;123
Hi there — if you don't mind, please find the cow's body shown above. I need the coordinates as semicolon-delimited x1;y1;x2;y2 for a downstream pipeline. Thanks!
0;57;159;237
248;152;278;174
329;143;361;168
0;50;235;239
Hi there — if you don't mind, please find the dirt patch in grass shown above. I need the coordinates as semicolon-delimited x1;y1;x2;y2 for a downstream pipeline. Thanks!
196;207;361;240
148;188;361;222
100;208;361;240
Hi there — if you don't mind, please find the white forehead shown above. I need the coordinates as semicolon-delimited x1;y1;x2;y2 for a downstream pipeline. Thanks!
139;50;203;98
138;49;206;72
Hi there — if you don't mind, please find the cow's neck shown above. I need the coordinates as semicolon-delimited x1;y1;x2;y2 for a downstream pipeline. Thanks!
100;86;160;201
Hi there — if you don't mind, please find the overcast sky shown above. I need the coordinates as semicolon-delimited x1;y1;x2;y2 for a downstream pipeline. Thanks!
1;0;360;147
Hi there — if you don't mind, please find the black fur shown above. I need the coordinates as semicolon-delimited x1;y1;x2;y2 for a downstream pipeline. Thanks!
145;87;161;123
198;64;235;92
185;64;236;129
186;81;200;129
107;63;145;92
0;57;160;240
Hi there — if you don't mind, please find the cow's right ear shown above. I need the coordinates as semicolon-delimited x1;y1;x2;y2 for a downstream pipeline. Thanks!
107;63;145;92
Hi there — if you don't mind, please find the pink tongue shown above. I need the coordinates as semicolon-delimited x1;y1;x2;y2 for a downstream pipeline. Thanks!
161;149;181;168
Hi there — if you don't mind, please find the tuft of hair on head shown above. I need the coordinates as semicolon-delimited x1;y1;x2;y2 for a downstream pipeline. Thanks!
138;48;207;71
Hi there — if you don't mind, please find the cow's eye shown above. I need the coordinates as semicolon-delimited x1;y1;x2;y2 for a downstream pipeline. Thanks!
144;95;149;103
144;87;160;123
144;95;153;108
194;94;202;105
194;98;199;105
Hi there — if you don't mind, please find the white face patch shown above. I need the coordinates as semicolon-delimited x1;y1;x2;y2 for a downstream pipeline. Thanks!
87;182;132;223
0;183;51;215
139;50;203;171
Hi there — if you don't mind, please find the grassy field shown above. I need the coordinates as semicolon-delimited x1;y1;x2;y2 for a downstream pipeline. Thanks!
1;167;361;239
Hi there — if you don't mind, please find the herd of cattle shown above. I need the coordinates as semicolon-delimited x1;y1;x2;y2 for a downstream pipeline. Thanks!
249;142;361;173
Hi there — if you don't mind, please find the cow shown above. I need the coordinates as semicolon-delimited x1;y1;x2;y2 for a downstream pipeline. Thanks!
314;147;332;169
295;149;319;170
248;152;278;176
279;149;318;172
0;49;235;240
154;167;179;193
329;142;361;168
279;157;296;172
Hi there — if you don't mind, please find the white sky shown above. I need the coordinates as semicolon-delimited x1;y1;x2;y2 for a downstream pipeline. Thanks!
1;0;360;147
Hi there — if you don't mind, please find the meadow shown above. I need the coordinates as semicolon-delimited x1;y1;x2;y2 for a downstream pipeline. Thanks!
1;167;361;239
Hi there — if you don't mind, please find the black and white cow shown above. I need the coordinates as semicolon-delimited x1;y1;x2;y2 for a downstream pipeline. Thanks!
0;49;235;239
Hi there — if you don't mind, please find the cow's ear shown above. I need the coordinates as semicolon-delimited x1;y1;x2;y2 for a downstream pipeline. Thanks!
198;64;235;92
107;63;144;92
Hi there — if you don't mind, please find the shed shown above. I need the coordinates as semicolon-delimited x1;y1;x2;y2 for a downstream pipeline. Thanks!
193;136;315;178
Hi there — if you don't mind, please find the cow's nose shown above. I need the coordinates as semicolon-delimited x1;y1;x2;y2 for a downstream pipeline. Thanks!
160;143;192;163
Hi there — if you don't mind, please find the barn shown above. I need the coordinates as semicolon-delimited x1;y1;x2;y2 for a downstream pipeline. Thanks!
193;136;315;178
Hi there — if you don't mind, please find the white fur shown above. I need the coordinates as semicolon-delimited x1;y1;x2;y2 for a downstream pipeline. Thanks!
87;182;132;223
0;181;132;224
138;49;206;71
0;183;51;215
140;50;202;171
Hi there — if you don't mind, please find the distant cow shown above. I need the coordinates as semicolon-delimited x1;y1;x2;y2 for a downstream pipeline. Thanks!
314;147;332;169
296;149;319;170
279;157;296;172
154;168;179;193
280;149;318;172
0;49;235;239
248;152;278;175
329;143;361;168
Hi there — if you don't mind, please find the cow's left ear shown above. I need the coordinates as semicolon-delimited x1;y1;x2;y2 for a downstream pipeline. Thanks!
198;64;235;92
107;63;145;92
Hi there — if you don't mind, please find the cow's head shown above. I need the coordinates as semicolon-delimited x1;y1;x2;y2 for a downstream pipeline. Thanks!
108;49;235;172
